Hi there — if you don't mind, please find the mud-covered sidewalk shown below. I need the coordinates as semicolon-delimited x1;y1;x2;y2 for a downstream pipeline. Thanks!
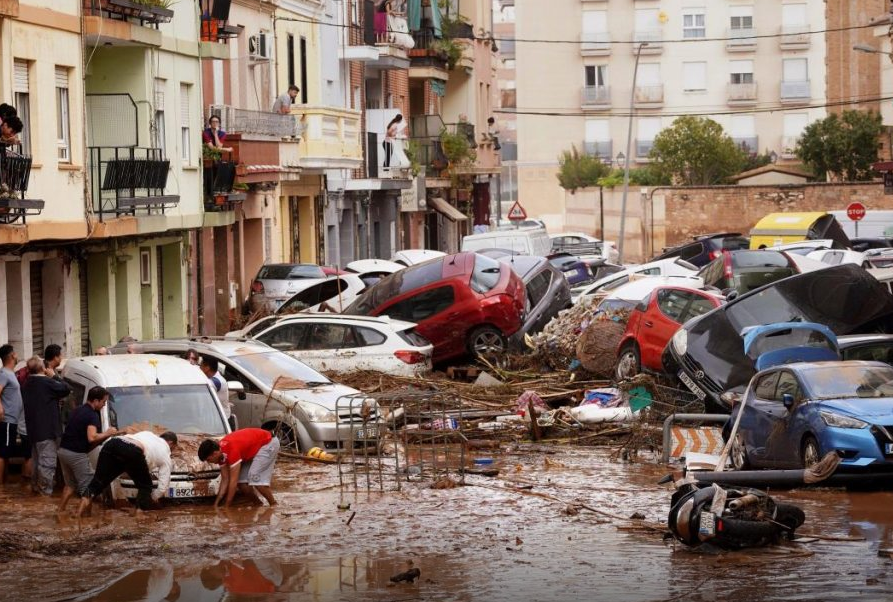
1;446;892;602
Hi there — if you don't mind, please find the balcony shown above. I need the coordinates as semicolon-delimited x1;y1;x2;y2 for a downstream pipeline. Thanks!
632;29;663;53
727;82;758;105
781;136;800;158
0;145;43;224
780;80;811;104
199;0;242;59
209;106;303;140
88;146;178;220
726;27;757;51
583;140;613;160
732;136;759;154
83;0;171;47
779;25;810;50
295;106;363;171
635;139;654;158
360;8;412;70
581;31;611;56
410;114;449;178
634;84;663;107
203;153;245;212
408;28;449;81
581;85;610;110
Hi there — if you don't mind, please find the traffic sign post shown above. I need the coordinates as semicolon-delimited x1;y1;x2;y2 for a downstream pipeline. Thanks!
507;201;528;222
847;201;866;237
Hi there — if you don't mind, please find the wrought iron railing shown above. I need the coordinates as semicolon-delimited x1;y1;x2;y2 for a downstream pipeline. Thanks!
208;105;304;139
88;146;178;219
0;145;43;224
83;0;173;26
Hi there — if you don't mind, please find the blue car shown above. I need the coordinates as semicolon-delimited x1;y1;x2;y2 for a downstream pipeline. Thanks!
727;360;893;471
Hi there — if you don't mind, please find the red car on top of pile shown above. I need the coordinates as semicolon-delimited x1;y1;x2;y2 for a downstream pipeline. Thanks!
345;252;526;363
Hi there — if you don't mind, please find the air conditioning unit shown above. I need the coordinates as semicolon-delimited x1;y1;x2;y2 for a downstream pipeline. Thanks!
249;32;271;60
207;104;234;130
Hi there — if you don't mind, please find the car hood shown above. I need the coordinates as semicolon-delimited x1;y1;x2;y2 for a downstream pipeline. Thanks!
680;264;893;395
818;398;893;422
169;434;223;474
272;382;367;412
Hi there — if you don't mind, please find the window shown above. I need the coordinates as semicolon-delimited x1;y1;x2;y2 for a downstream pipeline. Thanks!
153;79;166;154
657;289;689;322
356;327;386;346
781;3;807;28
212;60;224;105
634;8;660;34
729;6;753;30
55;66;71;163
637;63;661;87
380;286;455;322
682;62;707;92
683;9;706;39
287;34;296;88
526;271;552;307
774;372;802;403
755;372;780;399
351;0;359;24
585;119;610;142
679;243;705;262
730;60;754;84
180;83;191;163
582;10;607;34
783;58;808;82
306;324;358;350
299;36;309;104
637;116;662;141
13;60;31;155
783;113;809;138
257;323;309;352
686;295;717;320
729;114;756;138
584;65;607;88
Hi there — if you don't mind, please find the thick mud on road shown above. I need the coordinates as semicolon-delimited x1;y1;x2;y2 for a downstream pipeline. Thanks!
2;446;892;601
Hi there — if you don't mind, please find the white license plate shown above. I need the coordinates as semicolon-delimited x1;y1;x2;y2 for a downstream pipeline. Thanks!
678;371;707;401
886;443;893;455
355;426;379;440
168;487;198;498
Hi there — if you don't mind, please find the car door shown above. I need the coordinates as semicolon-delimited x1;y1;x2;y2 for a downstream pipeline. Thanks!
217;359;268;428
742;371;781;467
379;285;458;356
638;289;689;370
766;370;805;467
303;323;363;372
255;322;317;367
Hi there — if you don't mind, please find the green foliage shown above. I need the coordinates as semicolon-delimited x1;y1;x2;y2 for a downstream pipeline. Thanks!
404;139;423;177
596;165;670;189
649;116;747;185
795;110;883;182
556;146;611;193
741;150;774;174
432;38;464;70
202;145;222;162
440;127;476;180
133;0;176;9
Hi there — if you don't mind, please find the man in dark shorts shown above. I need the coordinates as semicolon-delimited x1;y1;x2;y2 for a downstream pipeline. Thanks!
0;344;22;483
77;430;178;517
198;428;280;508
57;386;118;513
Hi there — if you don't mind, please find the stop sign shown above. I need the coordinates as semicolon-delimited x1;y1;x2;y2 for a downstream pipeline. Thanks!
847;202;866;221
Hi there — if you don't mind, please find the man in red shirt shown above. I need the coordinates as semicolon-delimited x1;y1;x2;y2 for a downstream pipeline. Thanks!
198;428;280;508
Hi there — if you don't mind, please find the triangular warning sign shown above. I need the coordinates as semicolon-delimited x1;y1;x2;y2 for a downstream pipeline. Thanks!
507;201;528;221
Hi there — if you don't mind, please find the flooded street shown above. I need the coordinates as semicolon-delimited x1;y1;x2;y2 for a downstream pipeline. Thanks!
2;446;893;601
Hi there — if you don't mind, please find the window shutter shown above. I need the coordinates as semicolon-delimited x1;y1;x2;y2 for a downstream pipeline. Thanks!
14;60;28;93
180;83;189;126
154;79;165;110
55;66;69;88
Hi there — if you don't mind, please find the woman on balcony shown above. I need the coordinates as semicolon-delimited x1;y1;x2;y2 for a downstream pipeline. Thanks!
383;114;410;172
202;115;232;154
375;1;391;43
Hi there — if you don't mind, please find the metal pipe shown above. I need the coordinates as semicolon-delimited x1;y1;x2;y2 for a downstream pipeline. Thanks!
617;42;647;264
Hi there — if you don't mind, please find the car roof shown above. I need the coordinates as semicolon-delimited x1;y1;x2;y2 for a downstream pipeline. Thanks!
837;334;893;346
693;232;742;241
112;338;277;357
260;313;417;331
64;354;208;387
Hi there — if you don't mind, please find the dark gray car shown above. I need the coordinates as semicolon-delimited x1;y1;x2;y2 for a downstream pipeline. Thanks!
497;255;571;349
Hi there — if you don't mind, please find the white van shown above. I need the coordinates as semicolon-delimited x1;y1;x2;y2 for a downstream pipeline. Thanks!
61;354;231;503
461;228;551;256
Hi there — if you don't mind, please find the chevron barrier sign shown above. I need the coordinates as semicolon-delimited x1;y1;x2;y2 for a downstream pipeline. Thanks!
669;426;724;458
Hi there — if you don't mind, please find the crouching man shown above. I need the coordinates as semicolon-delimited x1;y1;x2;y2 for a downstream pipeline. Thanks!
77;430;178;517
198;428;280;508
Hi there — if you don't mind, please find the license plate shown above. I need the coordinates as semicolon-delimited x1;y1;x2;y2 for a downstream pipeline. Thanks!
886;443;893;455
355;426;379;440
168;487;198;498
678;371;707;401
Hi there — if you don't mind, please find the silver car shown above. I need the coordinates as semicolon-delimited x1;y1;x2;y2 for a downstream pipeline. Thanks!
247;263;327;313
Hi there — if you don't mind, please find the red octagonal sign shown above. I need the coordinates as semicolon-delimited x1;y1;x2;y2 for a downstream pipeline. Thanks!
847;202;866;222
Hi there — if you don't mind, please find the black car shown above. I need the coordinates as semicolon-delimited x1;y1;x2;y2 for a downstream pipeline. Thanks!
852;237;893;253
663;264;893;413
697;249;798;297
496;255;571;349
652;233;750;267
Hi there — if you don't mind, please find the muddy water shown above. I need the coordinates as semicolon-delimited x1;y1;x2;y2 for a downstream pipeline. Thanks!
2;447;893;601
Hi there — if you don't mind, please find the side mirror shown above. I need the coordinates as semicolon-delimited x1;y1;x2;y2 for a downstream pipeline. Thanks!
228;381;247;401
782;393;794;410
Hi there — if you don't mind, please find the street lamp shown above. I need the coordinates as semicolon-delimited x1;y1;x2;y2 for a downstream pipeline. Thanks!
616;152;626;168
617;42;648;264
853;44;893;60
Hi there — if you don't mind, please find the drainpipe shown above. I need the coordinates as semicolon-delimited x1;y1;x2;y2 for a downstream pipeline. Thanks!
647;186;674;258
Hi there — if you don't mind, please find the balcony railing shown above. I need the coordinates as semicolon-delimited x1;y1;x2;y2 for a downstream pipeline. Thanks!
781;136;800;158
203;152;245;211
635;139;654;158
633;29;663;52
410;114;448;175
634;84;664;105
780;25;810;49
582;85;610;108
208;105;303;140
0;145;43;224
83;0;173;25
581;31;611;55
726;27;757;50
780;80;810;101
409;27;449;70
88;146;178;219
733;136;759;154
728;82;757;103
296;105;362;169
583;140;612;160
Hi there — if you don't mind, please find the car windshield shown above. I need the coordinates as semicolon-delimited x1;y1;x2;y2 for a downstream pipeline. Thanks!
258;264;325;280
805;365;893;399
732;268;796;293
107;385;227;435
346;260;444;315
229;352;331;387
471;254;503;293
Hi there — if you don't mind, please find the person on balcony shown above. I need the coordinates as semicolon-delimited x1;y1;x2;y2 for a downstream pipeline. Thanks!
375;1;391;43
383;114;410;171
202;115;232;154
272;85;300;115
0;115;23;148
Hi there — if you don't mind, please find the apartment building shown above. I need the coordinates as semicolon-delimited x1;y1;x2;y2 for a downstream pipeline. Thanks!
516;0;828;230
494;0;516;219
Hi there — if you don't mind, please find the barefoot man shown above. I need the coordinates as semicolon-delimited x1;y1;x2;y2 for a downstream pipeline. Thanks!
198;428;280;508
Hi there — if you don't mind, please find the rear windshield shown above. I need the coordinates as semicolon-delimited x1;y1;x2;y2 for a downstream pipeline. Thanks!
346;259;444;315
730;251;790;268
733;268;796;293
721;237;750;251
258;264;325;280
398;329;431;347
470;255;503;294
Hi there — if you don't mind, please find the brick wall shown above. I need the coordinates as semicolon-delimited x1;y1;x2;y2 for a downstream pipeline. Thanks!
825;0;884;114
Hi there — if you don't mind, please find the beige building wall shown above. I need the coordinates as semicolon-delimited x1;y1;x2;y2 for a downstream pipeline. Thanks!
516;0;828;236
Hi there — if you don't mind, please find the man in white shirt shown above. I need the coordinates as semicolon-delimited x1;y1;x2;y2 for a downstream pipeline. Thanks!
76;430;177;517
200;356;232;426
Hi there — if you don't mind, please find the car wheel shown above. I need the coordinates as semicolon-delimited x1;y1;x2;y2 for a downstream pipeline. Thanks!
801;435;821;468
468;326;507;359
730;434;750;470
264;421;299;452
615;343;641;380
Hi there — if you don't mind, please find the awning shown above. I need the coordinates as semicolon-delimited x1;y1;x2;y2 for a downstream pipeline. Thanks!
430;197;467;222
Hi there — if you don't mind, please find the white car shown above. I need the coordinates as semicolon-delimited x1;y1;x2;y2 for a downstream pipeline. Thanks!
276;274;367;314
111;339;381;453
768;239;836;255
391;249;446;266
234;314;433;376
571;257;698;304
345;259;405;286
806;248;870;268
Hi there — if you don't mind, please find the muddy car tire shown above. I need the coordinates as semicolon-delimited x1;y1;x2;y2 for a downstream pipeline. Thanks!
615;343;641;381
730;434;750;471
264;421;299;452
467;326;506;359
801;435;821;468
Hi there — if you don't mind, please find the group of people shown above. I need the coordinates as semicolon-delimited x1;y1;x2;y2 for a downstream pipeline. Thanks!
0;342;282;516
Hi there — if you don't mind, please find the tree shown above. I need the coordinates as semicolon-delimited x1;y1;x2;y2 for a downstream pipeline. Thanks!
556;146;611;193
649;116;747;185
596;166;670;189
795;110;882;182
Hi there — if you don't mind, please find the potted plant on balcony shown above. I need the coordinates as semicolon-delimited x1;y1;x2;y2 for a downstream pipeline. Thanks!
440;127;477;185
202;144;222;167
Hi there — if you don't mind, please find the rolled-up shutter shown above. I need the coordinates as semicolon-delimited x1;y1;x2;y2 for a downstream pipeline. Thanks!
30;261;43;357
55;66;69;88
14;60;28;92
